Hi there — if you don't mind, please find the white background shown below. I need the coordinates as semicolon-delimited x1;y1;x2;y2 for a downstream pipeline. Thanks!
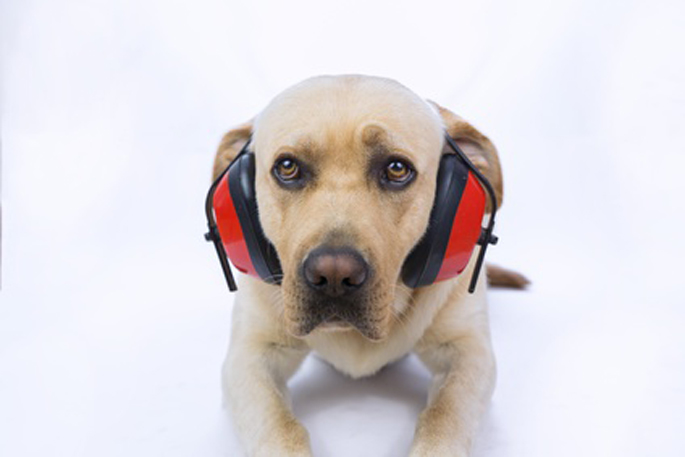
1;0;684;456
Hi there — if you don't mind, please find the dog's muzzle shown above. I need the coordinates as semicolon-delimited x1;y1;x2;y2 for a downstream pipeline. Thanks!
295;245;379;336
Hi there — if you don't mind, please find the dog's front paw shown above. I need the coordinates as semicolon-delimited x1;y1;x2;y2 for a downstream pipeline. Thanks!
408;408;470;457
409;442;468;457
250;415;312;457
409;435;468;457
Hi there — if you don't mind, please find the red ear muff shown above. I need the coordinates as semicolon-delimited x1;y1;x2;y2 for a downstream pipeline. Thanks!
401;135;498;291
433;172;485;282
205;143;282;291
401;154;485;287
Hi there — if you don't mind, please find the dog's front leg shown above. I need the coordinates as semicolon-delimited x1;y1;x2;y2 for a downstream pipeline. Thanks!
222;305;311;456
409;304;496;456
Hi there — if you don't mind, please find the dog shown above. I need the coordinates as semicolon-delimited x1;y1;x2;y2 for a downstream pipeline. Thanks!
209;75;528;456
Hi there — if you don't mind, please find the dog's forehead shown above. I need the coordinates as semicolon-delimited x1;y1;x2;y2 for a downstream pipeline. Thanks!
252;76;444;166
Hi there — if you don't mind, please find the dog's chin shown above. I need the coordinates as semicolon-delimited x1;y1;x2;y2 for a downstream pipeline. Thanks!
284;312;389;342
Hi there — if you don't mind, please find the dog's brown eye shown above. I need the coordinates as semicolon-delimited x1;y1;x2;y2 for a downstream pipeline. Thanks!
385;160;413;183
274;158;301;181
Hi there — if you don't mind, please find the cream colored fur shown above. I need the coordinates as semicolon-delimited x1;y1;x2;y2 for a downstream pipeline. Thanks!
215;75;507;456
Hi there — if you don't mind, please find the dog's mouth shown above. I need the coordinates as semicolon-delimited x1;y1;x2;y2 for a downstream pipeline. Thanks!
287;304;388;342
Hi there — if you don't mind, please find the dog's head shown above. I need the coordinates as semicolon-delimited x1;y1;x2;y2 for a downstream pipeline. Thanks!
213;75;502;341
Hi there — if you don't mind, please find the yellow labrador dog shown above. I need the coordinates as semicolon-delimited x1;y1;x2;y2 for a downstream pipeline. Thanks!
211;75;527;456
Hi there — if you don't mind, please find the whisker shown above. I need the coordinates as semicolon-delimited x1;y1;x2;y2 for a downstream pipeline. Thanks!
389;287;416;331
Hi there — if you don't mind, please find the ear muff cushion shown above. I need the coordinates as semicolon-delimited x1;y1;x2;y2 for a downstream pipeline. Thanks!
214;153;282;283
401;154;481;288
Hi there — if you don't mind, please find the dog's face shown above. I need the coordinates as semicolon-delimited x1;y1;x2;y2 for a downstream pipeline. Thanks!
250;76;444;341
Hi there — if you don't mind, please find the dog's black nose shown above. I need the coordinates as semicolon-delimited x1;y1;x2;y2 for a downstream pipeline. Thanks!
302;247;369;297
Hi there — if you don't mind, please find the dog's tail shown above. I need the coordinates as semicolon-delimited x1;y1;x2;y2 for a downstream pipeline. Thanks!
486;264;530;289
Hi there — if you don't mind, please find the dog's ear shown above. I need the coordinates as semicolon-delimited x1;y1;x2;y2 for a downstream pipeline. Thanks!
429;101;503;210
212;119;254;181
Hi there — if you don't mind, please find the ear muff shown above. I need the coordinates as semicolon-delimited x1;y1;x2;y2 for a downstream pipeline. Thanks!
401;154;486;288
206;134;497;293
205;146;282;290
